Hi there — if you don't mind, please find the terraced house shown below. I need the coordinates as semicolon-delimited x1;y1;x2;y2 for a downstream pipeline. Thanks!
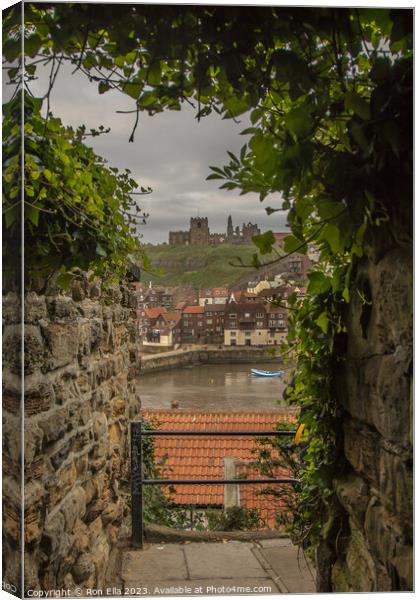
224;303;287;346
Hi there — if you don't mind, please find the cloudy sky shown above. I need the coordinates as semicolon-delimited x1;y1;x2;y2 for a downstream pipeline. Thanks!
31;57;288;244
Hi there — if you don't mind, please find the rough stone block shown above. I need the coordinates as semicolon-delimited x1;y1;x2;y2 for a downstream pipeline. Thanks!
24;482;46;545
68;399;92;428
60;486;87;531
343;419;380;487
53;373;79;405
88;516;104;546
91;534;110;589
334;473;370;530
25;382;54;416
46;296;79;321
72;553;96;585
50;439;73;471
39;406;69;443
42;511;66;558
364;498;398;568
41;322;79;370
101;501;123;526
344;521;377;592
46;462;77;509
2;391;21;415
93;413;108;441
4;324;43;375
3;292;21;323
72;519;90;554
25;292;47;323
3;416;24;464
391;544;413;590
378;447;412;525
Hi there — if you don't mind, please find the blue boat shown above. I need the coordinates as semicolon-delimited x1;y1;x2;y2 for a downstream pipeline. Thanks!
251;368;283;378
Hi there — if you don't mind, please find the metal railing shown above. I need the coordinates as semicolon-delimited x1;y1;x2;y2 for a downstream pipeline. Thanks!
130;421;298;548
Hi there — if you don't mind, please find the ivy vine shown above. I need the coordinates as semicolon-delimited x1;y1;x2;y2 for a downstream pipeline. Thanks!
2;5;412;554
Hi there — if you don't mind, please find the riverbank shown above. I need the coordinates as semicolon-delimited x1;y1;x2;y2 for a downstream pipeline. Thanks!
140;346;282;374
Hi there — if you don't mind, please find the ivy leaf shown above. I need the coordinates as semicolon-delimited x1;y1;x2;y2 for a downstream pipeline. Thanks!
344;91;371;120
56;271;74;291
284;235;306;254
206;173;224;180
252;230;276;255
224;95;251;118
307;272;331;295
285;106;312;138
124;82;142;99
98;81;111;94
369;57;390;82
316;312;329;334
26;204;40;226
265;206;281;215
138;91;157;106
24;34;42;58
96;243;107;257
147;62;161;86
322;224;342;253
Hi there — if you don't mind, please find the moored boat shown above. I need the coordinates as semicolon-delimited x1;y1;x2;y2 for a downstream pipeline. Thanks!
250;368;283;378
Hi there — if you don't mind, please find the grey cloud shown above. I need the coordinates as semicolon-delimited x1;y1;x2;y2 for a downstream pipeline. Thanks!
31;62;288;243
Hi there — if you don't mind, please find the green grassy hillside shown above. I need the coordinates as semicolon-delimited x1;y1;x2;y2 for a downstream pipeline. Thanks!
141;243;267;288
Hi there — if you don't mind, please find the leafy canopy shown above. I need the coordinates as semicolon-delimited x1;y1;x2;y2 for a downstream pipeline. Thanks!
3;92;151;286
2;4;413;550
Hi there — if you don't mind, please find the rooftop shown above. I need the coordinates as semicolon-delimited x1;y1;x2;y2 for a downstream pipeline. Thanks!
141;409;298;524
144;307;167;319
183;306;205;314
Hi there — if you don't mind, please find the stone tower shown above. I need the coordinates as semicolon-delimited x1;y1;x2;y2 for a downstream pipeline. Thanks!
227;215;234;242
189;217;210;246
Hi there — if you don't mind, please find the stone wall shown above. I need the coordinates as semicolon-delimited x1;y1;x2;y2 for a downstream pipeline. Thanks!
140;346;280;373
2;276;141;595
317;240;413;591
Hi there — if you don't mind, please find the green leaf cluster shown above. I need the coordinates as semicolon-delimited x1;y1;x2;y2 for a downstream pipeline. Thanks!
2;93;150;286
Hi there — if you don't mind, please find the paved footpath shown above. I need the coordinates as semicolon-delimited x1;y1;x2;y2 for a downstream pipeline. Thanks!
121;538;316;596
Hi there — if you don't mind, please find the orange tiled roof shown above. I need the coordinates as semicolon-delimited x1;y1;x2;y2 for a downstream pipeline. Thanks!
141;409;298;519
183;305;205;314
162;311;181;324
145;307;167;319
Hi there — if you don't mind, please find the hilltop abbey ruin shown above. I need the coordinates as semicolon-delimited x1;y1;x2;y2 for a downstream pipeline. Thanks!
169;215;260;246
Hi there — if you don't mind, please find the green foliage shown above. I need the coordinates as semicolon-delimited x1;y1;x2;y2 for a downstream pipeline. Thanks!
3;4;412;554
206;506;265;532
142;243;279;288
2;93;150;286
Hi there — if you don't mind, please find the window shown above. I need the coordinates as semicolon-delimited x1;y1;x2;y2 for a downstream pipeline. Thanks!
207;319;213;325
230;331;236;337
256;312;264;318
269;320;276;327
278;320;285;327
256;321;264;328
244;312;251;318
229;313;237;318
245;331;251;337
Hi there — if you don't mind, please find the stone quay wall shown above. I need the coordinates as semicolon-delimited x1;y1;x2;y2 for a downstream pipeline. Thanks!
317;242;413;591
2;277;142;595
140;346;280;374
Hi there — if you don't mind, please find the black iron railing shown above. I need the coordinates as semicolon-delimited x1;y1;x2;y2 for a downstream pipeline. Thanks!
130;421;298;548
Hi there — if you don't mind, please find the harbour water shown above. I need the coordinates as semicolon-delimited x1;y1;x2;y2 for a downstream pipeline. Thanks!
137;362;292;410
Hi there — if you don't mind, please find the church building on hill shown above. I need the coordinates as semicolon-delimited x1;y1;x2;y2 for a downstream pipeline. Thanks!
169;215;260;247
